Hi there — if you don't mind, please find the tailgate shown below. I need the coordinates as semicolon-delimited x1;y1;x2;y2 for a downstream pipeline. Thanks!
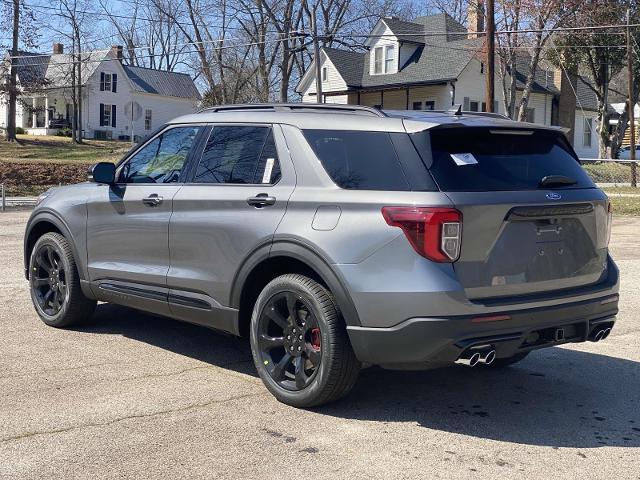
448;190;609;299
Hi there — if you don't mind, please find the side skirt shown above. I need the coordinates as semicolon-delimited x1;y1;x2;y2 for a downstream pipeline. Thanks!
91;279;239;335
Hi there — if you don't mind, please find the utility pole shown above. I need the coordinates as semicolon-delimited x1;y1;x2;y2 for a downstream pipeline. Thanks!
485;0;495;112
7;0;19;142
627;8;637;187
311;2;323;104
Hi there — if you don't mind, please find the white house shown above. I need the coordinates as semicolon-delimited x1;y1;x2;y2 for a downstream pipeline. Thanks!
296;12;602;157
0;44;201;141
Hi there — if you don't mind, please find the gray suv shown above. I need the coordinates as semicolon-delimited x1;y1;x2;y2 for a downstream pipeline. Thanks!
24;104;619;407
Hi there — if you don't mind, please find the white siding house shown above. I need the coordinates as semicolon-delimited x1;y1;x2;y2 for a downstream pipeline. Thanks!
0;44;201;140
296;13;602;155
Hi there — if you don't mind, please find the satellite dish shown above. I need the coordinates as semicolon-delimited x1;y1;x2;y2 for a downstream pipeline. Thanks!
124;101;143;121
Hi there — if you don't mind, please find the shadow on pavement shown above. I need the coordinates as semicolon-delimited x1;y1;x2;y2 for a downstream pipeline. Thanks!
81;303;640;448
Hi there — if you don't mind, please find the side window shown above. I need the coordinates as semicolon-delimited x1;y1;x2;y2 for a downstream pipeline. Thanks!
193;126;281;184
118;126;201;184
302;130;410;191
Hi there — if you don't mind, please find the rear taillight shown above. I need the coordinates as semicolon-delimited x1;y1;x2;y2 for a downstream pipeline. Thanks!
382;207;462;262
606;201;613;246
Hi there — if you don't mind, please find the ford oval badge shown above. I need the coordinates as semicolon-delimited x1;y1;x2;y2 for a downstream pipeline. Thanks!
546;192;562;200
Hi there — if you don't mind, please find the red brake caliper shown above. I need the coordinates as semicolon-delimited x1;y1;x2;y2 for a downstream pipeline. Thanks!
310;328;321;351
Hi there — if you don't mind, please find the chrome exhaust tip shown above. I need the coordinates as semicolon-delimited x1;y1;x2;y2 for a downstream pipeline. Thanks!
480;349;496;365
455;351;481;367
594;329;605;342
601;328;611;340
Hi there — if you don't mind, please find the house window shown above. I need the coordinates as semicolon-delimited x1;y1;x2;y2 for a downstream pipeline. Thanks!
525;108;535;123
322;67;327;82
425;101;435;110
100;72;118;92
100;104;116;127
374;47;383;74
469;101;479;112
385;45;395;73
145;109;152;131
583;117;593;147
412;101;422;110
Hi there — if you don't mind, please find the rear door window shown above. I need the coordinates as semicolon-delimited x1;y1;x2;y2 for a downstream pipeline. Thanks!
419;127;595;191
193;126;281;184
303;130;411;191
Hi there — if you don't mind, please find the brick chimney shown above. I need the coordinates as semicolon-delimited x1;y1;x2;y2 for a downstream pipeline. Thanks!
110;45;124;62
468;0;485;39
52;43;64;55
552;65;579;145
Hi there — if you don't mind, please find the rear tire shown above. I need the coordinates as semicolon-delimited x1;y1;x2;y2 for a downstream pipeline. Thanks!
483;352;530;368
250;274;360;408
29;232;96;328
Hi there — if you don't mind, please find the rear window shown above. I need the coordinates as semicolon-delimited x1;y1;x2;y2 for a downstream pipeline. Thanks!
419;127;595;191
303;130;410;191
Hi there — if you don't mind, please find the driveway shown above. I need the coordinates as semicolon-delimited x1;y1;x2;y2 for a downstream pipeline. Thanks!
1;210;639;479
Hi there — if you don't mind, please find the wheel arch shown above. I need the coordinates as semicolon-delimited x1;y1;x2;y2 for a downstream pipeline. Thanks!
24;212;82;281
231;240;361;337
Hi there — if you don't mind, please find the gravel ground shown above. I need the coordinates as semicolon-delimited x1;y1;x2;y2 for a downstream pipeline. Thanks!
1;210;639;480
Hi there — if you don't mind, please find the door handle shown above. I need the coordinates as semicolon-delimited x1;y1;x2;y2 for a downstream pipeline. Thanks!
247;193;276;208
142;194;163;207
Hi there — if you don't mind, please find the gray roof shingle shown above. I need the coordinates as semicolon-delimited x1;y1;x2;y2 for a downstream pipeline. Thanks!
123;65;201;99
323;48;365;87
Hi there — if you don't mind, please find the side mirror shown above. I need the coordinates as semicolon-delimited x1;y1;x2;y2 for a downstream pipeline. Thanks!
89;162;116;184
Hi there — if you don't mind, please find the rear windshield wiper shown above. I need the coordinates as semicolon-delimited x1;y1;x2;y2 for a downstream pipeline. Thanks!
539;175;577;188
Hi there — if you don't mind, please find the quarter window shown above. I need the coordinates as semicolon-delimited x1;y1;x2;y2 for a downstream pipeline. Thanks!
118;126;201;184
193;126;281;184
303;130;410;191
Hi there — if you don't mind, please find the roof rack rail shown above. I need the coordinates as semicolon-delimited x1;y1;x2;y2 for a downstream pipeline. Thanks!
198;103;387;117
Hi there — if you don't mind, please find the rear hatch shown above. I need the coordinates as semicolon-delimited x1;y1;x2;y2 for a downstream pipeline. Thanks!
415;126;610;300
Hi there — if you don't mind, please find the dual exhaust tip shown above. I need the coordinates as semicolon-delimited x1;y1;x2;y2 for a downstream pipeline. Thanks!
590;326;611;342
455;346;496;367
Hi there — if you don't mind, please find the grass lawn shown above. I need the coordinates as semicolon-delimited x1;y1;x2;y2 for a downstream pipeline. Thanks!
0;134;130;164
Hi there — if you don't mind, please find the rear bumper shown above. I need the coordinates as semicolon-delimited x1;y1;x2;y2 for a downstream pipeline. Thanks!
347;293;619;368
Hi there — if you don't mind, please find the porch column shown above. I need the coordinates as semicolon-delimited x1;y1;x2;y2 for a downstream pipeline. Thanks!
44;97;49;129
32;97;37;129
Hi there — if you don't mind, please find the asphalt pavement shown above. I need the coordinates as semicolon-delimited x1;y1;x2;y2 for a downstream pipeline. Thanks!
1;210;639;479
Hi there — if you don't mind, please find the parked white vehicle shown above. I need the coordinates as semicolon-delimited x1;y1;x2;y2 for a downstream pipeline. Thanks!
618;145;640;160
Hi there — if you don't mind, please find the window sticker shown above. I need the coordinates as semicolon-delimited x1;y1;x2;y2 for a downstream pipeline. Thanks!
450;153;478;166
262;158;275;183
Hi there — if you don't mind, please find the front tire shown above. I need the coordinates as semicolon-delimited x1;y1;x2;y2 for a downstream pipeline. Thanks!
29;232;96;328
250;274;360;408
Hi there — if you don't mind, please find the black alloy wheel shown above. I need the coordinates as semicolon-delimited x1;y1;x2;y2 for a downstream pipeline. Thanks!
256;291;323;391
29;232;96;327
31;243;68;316
250;274;360;408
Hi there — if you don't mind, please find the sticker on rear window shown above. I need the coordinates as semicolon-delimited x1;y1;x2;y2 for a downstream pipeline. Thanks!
262;158;275;183
450;153;478;166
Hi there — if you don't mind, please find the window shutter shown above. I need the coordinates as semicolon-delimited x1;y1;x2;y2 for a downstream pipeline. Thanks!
99;104;104;126
463;97;470;111
100;72;105;91
112;73;117;93
111;105;117;128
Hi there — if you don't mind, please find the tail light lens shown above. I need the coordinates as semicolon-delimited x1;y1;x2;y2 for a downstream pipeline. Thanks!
606;201;613;246
382;207;462;262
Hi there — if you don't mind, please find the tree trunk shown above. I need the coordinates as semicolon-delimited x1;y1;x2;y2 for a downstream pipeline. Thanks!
7;0;20;142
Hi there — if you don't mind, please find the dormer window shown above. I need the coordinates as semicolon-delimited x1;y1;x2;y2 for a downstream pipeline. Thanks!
374;47;383;74
385;45;395;72
373;45;396;74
